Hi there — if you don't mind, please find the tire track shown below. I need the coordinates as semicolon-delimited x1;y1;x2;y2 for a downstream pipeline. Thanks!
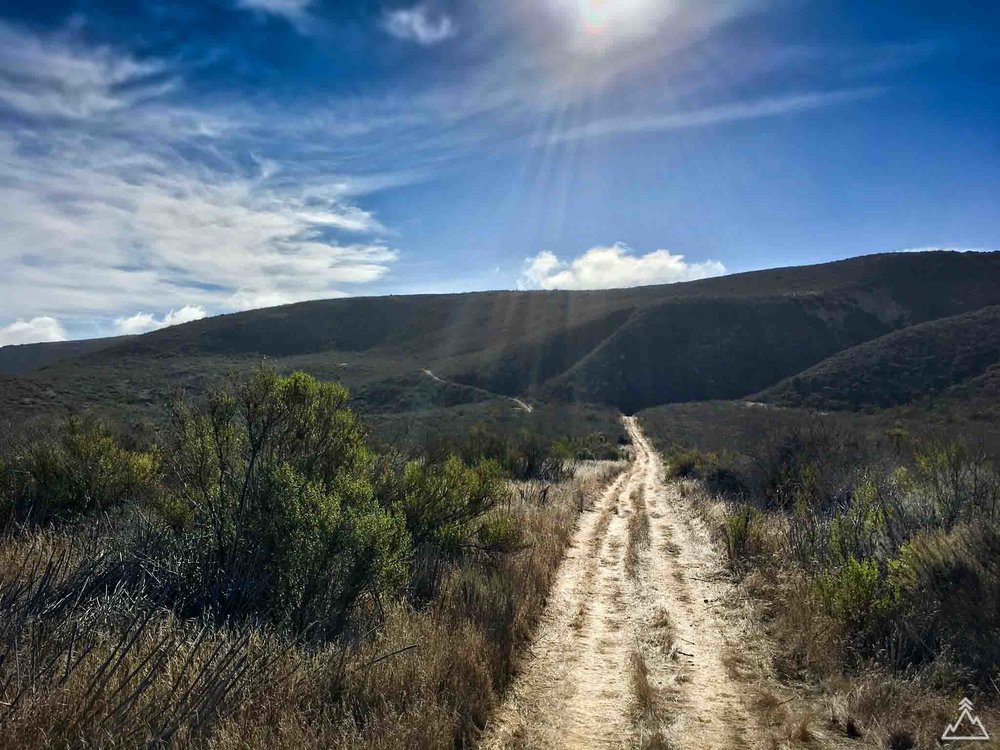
481;416;758;749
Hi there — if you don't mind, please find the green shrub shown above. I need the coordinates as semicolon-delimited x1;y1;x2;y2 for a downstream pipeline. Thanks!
424;425;570;481
889;523;1000;677
156;365;409;635
397;456;513;556
666;447;714;479
722;505;766;568
814;557;898;651
911;440;1000;527
2;419;160;525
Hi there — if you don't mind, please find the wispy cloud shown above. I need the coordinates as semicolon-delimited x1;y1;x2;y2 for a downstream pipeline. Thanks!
0;130;400;317
0;21;403;343
0;317;67;347
519;244;726;290
548;88;882;143
234;0;313;29
0;22;173;120
382;5;456;45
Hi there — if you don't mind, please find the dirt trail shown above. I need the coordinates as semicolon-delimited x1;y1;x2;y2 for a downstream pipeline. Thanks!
420;368;533;413
480;416;756;749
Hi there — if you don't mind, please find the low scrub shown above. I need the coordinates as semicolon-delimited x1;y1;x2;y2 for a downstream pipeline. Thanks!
419;423;616;482
684;419;1000;743
0;418;160;527
0;364;627;747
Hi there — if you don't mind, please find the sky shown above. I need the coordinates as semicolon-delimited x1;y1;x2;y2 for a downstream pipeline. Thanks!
0;0;998;344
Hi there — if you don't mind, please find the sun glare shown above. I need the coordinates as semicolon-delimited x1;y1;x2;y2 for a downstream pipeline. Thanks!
551;0;667;45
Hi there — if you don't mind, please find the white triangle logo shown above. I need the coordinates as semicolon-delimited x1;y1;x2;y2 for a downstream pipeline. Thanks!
942;698;991;742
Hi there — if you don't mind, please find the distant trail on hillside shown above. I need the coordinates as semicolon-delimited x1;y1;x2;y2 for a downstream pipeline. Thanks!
420;368;533;413
481;417;800;749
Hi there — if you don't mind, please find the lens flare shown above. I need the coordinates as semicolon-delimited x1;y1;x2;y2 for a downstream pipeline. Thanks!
547;0;671;48
582;0;608;35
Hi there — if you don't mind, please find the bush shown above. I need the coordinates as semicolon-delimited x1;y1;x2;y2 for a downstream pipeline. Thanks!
890;523;1000;678
397;457;512;555
815;557;897;640
750;423;864;511
722;506;766;568
665;447;715;479
423;425;571;481
910;440;1000;527
154;366;410;635
1;419;160;526
385;456;518;600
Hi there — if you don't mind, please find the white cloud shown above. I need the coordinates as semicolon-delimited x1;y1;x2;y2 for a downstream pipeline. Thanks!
0;317;68;347
0;24;404;334
0;22;172;120
897;246;996;254
382;5;456;45
114;305;207;335
0;134;399;320
235;0;312;25
520;244;726;290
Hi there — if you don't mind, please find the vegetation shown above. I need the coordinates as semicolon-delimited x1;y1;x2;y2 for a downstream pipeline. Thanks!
0;365;625;748
3;251;999;420
657;415;1000;744
2;250;1000;746
1;418;160;526
758;305;1000;411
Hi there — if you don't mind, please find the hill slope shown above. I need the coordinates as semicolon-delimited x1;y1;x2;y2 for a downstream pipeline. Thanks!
0;337;126;375
757;305;1000;411
2;250;999;417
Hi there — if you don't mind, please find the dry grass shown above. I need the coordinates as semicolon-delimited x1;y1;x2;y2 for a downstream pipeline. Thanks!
679;469;1000;750
0;462;627;749
625;487;650;580
631;646;672;750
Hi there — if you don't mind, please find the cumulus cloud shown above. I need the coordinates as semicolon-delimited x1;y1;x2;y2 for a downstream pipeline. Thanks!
519;244;726;290
382;5;456;45
897;246;996;254
0;317;68;347
114;305;207;335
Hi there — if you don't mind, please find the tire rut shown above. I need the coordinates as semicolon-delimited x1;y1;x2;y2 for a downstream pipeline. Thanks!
481;416;758;749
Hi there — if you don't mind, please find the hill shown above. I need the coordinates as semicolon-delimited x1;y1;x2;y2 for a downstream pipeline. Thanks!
2;251;999;424
0;336;125;375
756;305;1000;411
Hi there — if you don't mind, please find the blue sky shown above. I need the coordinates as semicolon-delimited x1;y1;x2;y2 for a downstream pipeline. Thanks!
0;0;998;343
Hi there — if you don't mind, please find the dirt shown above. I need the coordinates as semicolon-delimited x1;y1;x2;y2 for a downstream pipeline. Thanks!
480;416;763;749
420;368;534;412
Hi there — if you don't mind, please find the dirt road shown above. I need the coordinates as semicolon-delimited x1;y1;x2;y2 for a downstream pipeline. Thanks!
420;368;533;413
481;416;754;749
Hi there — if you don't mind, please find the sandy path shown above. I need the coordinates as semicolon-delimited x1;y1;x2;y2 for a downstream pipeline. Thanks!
480;416;755;749
420;368;534;412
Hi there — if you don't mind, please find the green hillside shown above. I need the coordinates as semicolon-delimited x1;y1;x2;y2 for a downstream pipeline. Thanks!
2;251;999;421
757;305;1000;411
